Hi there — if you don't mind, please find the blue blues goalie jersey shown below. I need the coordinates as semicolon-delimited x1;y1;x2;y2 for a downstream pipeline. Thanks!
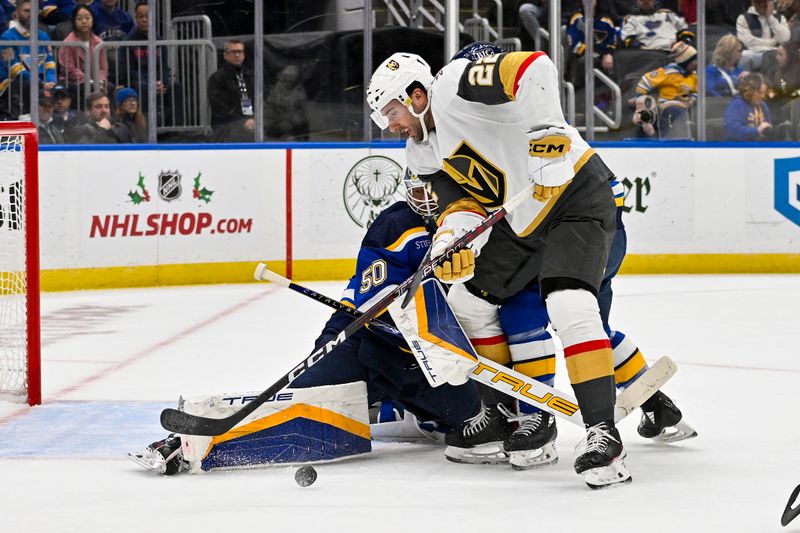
341;201;432;314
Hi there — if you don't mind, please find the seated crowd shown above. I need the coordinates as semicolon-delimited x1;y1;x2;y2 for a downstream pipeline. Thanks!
518;0;800;140
1;0;798;142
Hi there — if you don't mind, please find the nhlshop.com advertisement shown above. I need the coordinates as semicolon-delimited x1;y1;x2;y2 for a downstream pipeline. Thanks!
39;149;286;270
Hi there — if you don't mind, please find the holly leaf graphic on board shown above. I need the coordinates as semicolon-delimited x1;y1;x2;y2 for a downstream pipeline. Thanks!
128;172;151;204
192;172;214;204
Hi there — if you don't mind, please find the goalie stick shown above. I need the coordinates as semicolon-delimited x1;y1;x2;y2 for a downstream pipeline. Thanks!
160;183;537;436
254;264;678;427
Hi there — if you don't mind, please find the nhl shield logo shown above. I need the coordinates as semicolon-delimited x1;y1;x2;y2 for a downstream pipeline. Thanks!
158;170;182;202
774;157;800;227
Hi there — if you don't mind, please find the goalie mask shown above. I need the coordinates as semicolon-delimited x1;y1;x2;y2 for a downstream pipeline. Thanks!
367;53;434;141
403;168;438;217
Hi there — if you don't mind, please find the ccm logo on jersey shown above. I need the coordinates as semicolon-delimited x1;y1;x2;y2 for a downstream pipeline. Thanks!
528;135;571;158
472;361;579;416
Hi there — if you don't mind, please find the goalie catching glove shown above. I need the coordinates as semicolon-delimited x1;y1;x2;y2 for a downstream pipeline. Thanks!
431;210;491;284
527;126;575;201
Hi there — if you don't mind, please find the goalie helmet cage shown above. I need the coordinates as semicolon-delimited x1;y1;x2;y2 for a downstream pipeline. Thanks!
0;122;40;406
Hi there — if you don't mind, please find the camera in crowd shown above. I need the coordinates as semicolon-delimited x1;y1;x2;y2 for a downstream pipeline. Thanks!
634;95;658;125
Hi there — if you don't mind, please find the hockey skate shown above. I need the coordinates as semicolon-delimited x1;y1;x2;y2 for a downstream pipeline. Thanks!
128;434;189;476
504;411;558;470
444;403;516;465
638;390;697;443
574;421;632;489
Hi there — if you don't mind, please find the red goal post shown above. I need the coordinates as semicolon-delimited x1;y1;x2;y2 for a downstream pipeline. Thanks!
0;122;40;406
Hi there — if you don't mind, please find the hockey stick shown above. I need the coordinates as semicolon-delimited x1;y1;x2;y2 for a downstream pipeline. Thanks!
782;484;800;527
160;184;536;436
254;263;677;427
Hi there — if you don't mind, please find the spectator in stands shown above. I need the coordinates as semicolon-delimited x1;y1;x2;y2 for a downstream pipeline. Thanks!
519;0;584;48
0;0;57;116
707;35;748;96
113;86;147;143
766;41;800;109
266;65;309;141
36;89;64;144
121;1;182;126
41;0;77;25
632;41;698;138
207;39;255;142
621;0;694;51
678;0;696;24
777;0;800;42
50;84;85;138
72;91;121;143
708;0;751;28
597;0;637;25
92;0;134;42
724;72;774;139
58;5;108;100
0;0;14;33
737;0;791;70
566;0;619;78
518;1;548;49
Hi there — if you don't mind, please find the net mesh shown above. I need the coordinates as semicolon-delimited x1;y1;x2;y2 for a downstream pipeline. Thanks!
0;134;27;400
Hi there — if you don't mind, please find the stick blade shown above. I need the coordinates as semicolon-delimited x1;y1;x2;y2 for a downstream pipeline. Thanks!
160;408;232;436
782;485;800;527
614;356;677;421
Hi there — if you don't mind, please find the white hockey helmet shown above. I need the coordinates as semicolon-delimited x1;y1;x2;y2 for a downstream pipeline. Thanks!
367;53;434;130
402;168;438;217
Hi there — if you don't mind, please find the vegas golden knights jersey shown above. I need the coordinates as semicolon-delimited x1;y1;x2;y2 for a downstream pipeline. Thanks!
428;51;597;237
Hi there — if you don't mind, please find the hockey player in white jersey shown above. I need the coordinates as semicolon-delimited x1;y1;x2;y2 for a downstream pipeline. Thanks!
366;46;691;487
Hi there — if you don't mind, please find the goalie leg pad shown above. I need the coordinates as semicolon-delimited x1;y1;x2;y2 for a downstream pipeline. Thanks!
179;382;371;472
389;279;480;387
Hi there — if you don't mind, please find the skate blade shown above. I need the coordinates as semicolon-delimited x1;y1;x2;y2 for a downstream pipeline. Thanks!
582;451;632;490
654;419;697;444
127;451;165;473
510;443;559;470
445;443;508;465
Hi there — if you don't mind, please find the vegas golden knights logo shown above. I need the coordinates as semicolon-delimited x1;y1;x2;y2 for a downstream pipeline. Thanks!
442;141;506;208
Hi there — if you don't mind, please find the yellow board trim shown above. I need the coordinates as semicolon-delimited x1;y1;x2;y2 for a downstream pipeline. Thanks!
618;254;800;274
38;254;800;292
209;403;371;451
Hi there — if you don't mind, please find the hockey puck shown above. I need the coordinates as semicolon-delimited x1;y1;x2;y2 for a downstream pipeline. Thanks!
294;465;317;487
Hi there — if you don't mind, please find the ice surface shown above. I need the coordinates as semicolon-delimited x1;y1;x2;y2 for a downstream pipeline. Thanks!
1;275;799;533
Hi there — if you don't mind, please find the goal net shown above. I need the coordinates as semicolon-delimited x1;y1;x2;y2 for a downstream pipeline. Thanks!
0;123;40;406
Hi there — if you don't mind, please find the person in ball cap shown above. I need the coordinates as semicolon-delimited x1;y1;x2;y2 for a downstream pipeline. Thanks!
36;88;64;144
50;83;84;138
632;41;698;138
113;86;147;143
